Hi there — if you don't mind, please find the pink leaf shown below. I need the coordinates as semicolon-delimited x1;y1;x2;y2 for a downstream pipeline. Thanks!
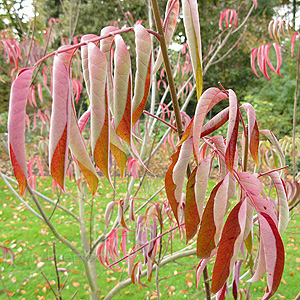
173;138;193;208
291;33;299;57
78;109;91;133
81;34;99;98
114;35;132;145
8;67;35;195
274;43;282;76
69;105;99;196
251;48;259;77
195;249;217;289
88;43;111;182
257;212;285;300
132;25;152;125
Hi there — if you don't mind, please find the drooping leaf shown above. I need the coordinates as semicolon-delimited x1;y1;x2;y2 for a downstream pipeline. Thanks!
211;200;247;294
88;43;111;182
195;154;212;222
81;34;98;97
257;212;285;300
49;56;71;190
195;249;217;289
193;88;227;161
132;25;152;125
100;26;119;113
110;123;127;179
153;0;179;73
69;106;98;196
213;174;230;245
165;145;182;224
173;138;193;207
260;129;286;170
232;259;243;300
291;33;299;57
114;35;132;145
241;103;260;166
225;90;239;174
200;107;229;138
197;181;223;259
8;67;35;195
268;172;289;235
185;166;199;242
182;0;203;99
251;48;259;77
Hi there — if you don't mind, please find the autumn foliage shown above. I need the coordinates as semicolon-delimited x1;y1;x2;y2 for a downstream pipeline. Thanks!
4;0;293;299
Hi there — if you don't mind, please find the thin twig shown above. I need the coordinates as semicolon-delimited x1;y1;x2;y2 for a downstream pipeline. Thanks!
2;174;79;221
27;184;83;259
0;273;11;300
53;242;62;299
39;268;59;299
25;1;37;68
0;171;43;221
143;110;178;132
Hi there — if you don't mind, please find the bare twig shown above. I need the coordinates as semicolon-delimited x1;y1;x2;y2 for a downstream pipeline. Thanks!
0;273;11;300
53;242;62;299
39;267;59;300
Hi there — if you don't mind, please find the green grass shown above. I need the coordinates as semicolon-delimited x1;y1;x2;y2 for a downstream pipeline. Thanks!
0;176;299;299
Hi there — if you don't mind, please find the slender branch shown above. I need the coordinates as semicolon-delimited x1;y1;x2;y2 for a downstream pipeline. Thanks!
53;242;62;299
257;166;288;178
34;27;160;67
27;184;83;259
143;110;177;131
39;268;59;299
0;171;43;221
25;1;37;68
2;174;79;221
211;28;246;66
0;273;11;300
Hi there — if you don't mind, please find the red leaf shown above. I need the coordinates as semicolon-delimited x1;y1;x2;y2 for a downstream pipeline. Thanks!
200;107;229;138
197;181;222;258
225;90;239;173
185;167;199;242
211;200;247;294
165;146;182;224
